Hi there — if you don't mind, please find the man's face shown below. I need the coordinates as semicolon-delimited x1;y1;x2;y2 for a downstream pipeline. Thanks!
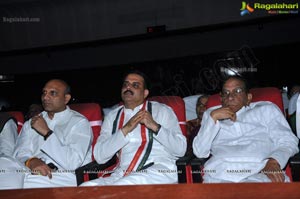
41;80;70;114
196;96;208;120
121;73;149;108
221;78;252;113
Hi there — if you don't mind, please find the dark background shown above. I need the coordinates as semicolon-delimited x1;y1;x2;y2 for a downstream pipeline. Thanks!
0;0;299;112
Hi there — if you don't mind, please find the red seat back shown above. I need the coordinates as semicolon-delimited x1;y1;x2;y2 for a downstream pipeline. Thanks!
148;96;192;183
148;96;187;137
7;111;24;133
207;87;284;113
69;103;102;160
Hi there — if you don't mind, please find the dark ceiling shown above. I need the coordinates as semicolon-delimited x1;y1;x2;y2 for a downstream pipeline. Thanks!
1;0;299;75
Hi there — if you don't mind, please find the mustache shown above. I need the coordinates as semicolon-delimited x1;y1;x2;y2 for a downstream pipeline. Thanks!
123;90;134;95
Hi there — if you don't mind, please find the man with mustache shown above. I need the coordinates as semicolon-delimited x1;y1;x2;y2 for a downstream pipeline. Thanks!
0;79;93;189
193;75;299;183
81;70;186;186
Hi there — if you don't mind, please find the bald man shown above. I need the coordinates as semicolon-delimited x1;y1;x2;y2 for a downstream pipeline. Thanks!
0;79;93;189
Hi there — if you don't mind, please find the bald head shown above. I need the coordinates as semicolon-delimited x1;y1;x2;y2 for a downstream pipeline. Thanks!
41;79;72;118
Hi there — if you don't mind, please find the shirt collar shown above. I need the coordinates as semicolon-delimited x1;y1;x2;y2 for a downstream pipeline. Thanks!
42;106;70;121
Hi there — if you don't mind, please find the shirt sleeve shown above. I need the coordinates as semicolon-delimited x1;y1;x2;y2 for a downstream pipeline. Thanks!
152;104;187;157
192;107;221;158
265;104;299;168
93;109;129;164
0;119;18;157
40;118;93;170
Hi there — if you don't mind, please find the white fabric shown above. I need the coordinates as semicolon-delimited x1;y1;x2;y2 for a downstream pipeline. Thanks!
296;94;300;139
81;101;186;186
193;101;299;183
0;106;93;189
103;104;119;117
288;93;299;115
282;91;289;111
183;94;201;121
89;120;102;127
0;119;18;157
0;156;25;189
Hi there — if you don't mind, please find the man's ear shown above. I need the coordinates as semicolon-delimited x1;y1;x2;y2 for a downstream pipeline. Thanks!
247;93;252;105
64;94;72;105
144;89;149;99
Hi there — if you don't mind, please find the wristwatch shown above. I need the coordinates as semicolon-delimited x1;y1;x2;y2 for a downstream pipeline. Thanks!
44;130;53;140
154;124;161;135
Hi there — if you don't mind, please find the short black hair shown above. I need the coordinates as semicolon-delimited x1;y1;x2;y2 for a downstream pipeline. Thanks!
46;79;71;95
122;70;150;90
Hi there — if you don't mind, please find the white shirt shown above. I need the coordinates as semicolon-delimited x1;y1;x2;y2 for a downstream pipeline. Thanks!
193;101;299;183
288;93;299;115
93;101;186;184
0;119;18;157
13;106;93;188
296;94;300;139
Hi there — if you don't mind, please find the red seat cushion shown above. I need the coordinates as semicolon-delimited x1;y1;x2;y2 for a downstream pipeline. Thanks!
149;96;187;137
69;103;102;160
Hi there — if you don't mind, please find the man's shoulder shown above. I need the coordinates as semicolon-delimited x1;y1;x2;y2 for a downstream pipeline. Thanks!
250;101;282;113
105;105;123;118
149;100;174;111
68;109;90;123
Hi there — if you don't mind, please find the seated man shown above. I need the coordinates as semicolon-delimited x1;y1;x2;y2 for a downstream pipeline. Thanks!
0;112;18;157
193;75;299;183
81;70;186;186
0;79;93;189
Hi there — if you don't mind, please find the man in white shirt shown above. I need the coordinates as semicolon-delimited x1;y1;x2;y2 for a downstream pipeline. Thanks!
0;79;93;189
193;75;299;183
0;113;18;157
81;70;186;186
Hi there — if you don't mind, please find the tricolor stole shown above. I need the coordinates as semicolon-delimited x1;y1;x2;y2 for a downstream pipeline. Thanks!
112;101;154;176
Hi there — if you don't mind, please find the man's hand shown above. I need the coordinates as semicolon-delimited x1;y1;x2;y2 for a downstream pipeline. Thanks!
121;110;144;136
31;115;50;136
27;158;53;179
261;158;284;182
121;110;160;136
210;107;236;123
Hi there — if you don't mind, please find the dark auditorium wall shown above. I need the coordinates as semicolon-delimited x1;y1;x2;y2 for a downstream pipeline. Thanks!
0;0;275;52
0;41;297;112
0;0;299;111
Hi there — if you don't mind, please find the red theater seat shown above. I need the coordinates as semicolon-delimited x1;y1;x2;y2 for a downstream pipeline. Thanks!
69;103;102;154
68;103;106;184
148;96;192;183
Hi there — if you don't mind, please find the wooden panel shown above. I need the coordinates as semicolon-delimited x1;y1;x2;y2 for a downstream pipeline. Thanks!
1;183;300;199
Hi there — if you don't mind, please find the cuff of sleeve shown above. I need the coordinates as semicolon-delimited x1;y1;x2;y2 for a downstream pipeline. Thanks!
270;150;290;169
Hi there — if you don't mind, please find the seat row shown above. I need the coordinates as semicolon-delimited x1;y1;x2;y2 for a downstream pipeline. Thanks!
4;87;300;185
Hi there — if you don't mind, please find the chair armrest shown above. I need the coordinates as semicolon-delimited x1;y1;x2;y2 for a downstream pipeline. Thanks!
75;155;117;186
289;151;300;181
176;154;194;183
190;157;209;183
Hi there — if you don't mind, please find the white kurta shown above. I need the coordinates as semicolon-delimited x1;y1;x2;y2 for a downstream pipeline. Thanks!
193;101;299;183
0;106;93;189
81;101;187;186
296;94;300;139
0;119;18;157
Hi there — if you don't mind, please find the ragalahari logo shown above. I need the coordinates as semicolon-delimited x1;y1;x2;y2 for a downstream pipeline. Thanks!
240;2;254;16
